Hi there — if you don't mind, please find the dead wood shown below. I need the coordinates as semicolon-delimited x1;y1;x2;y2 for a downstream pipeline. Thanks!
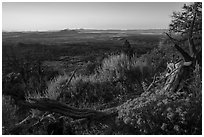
18;98;118;120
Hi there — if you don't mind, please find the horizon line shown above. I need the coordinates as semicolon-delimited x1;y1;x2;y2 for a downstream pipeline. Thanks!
2;28;168;32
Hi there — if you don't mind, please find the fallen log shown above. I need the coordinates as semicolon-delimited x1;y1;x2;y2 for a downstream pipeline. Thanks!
18;98;118;121
5;98;118;135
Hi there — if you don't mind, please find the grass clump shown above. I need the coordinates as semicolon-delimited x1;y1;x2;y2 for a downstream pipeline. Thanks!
58;53;154;107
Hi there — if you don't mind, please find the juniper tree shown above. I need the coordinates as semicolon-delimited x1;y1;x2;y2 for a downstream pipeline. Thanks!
169;2;202;60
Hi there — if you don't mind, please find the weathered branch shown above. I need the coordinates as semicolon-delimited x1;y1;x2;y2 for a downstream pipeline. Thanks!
174;44;193;62
188;5;197;56
57;67;78;101
165;33;193;62
5;112;55;135
65;67;78;85
146;74;157;91
164;32;181;44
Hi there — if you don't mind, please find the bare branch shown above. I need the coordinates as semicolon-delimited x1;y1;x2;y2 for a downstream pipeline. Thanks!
165;33;193;62
65;67;78;85
188;4;197;56
146;75;157;91
174;44;193;62
15;115;31;126
164;32;181;44
57;67;78;101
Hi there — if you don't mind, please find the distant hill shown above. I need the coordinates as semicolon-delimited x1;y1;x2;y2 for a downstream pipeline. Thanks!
59;29;79;33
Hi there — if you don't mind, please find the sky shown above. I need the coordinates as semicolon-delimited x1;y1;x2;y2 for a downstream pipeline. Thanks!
2;2;187;31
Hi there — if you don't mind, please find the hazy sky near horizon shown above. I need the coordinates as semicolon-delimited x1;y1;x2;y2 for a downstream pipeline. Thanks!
3;2;187;31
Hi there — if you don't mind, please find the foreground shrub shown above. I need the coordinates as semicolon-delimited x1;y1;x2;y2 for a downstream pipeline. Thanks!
2;96;19;134
117;67;202;135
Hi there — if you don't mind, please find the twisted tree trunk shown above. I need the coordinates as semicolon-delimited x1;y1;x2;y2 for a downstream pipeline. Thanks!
164;7;201;92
